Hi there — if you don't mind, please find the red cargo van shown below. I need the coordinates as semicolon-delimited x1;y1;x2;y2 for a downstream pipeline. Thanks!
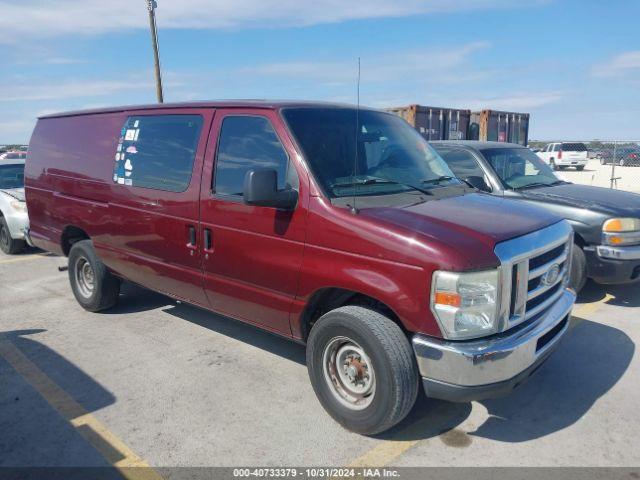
25;101;576;434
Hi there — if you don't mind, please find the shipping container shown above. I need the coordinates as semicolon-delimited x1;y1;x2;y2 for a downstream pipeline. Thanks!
386;105;471;141
468;110;530;146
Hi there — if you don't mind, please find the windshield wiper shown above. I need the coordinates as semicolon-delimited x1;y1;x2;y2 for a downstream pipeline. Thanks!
331;177;433;195
421;175;455;185
515;182;555;190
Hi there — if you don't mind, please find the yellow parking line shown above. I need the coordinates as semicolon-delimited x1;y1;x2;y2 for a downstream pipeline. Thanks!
0;338;162;480
0;254;50;265
346;294;613;468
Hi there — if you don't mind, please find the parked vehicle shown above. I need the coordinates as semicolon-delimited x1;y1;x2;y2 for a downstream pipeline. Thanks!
0;151;27;161
25;102;575;435
537;142;588;170
0;157;29;254
598;147;640;167
431;141;640;291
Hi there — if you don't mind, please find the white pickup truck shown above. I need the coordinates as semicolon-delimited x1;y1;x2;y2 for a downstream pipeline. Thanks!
537;142;588;171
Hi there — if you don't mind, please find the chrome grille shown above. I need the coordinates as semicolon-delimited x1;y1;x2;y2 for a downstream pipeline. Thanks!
494;221;573;332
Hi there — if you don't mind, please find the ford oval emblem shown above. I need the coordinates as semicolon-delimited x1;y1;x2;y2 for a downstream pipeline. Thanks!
541;264;561;286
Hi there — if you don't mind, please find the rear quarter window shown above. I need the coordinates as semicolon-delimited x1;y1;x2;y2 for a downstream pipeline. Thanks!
561;143;587;152
112;114;203;192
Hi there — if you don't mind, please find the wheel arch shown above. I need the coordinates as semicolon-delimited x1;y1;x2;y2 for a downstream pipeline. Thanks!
61;225;90;256
299;287;407;342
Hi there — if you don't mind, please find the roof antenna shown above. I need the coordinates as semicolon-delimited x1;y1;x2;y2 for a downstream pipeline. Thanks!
349;57;361;215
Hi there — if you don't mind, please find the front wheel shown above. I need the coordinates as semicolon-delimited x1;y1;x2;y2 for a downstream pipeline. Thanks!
0;216;25;255
68;239;121;312
307;306;419;435
570;244;587;293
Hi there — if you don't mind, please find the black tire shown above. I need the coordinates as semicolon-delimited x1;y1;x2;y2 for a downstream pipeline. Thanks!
550;159;558;171
68;239;120;312
570;244;587;293
576;165;585;171
0;216;25;255
306;306;419;435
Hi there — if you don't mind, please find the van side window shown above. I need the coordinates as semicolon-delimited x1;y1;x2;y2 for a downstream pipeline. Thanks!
113;115;203;192
214;116;296;197
436;148;485;179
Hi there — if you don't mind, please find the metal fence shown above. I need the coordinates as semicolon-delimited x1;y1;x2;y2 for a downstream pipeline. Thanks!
528;140;640;193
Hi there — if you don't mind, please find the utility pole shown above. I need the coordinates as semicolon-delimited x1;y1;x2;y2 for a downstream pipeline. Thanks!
146;0;164;103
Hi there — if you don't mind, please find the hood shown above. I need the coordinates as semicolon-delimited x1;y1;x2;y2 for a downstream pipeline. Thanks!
0;187;25;202
359;192;561;266
520;184;640;217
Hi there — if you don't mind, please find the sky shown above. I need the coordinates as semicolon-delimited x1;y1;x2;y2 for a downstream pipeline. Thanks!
0;0;639;143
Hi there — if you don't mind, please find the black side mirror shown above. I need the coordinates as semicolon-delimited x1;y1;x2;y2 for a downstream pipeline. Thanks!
463;176;491;192
243;169;298;210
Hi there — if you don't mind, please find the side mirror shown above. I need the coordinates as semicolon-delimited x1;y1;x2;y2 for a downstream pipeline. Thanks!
243;169;298;210
464;176;492;192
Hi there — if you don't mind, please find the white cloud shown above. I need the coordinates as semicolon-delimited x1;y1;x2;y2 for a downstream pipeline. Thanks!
0;0;545;42
0;79;156;102
458;91;565;111
591;51;640;78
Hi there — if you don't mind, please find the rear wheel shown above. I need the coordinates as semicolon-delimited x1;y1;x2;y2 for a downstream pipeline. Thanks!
570;244;587;293
68;239;120;312
0;216;25;255
307;306;419;435
576;165;585;171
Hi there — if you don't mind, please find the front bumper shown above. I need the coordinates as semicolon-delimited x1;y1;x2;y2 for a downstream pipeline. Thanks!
584;245;640;284
412;288;575;403
4;209;28;240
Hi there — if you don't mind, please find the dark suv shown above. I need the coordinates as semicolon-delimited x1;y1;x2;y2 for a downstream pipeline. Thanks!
432;141;640;291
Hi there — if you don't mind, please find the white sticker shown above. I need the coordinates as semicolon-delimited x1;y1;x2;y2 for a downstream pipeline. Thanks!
117;143;122;152
117;177;125;185
133;129;140;141
124;159;133;171
113;174;118;182
115;153;120;161
125;170;132;177
125;129;136;141
126;145;138;154
134;120;139;128
125;178;133;186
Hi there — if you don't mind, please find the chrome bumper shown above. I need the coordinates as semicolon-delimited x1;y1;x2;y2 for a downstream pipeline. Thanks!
597;245;640;261
412;288;576;402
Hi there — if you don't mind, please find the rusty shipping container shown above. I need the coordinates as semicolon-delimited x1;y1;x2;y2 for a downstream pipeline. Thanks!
468;110;530;146
386;105;471;141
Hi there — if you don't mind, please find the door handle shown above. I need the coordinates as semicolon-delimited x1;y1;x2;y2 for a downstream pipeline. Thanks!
204;228;212;251
188;226;197;247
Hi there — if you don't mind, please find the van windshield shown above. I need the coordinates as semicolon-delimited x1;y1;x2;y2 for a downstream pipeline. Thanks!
0;164;25;189
282;107;459;198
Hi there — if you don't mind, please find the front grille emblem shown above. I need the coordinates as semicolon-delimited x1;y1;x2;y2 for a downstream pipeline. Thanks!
541;264;561;286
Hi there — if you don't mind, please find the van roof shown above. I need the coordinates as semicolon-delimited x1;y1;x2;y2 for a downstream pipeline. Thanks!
38;100;378;119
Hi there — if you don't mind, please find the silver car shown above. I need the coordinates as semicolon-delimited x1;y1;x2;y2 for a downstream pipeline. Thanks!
0;158;29;254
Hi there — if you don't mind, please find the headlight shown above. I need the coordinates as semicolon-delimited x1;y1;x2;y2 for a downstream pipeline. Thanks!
602;218;640;246
431;269;500;340
10;200;27;214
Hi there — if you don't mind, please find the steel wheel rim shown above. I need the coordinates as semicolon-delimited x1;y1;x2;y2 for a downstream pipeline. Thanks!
75;256;95;298
322;336;376;410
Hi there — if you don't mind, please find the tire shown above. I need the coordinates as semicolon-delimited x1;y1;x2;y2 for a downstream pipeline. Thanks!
619;158;625;167
570;244;587;293
0;216;25;255
576;166;585;171
306;306;419;435
550;159;558;171
600;158;606;165
68;239;120;312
